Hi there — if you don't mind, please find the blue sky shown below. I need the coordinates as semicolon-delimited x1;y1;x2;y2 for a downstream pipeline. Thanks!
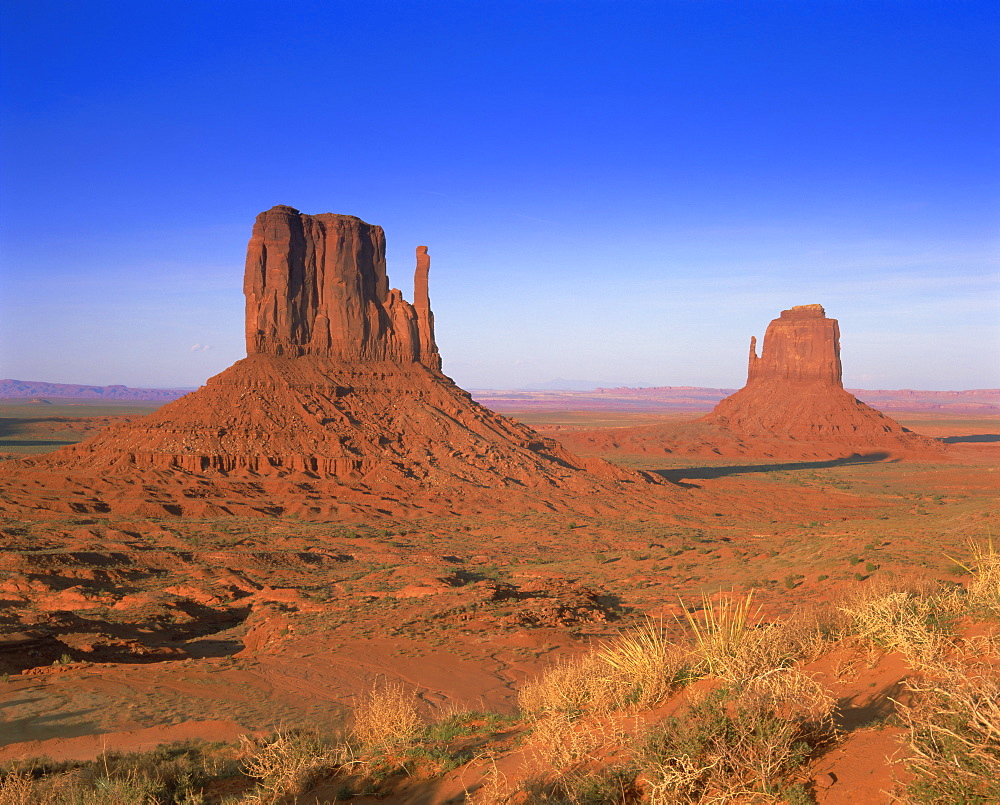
1;0;997;390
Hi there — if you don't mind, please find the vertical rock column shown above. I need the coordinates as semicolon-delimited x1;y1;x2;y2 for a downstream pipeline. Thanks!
413;246;441;371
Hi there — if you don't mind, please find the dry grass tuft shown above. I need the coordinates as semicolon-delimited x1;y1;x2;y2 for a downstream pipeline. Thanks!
519;653;618;719
950;537;1000;614
597;618;690;708
520;620;689;720
352;678;423;752
509;712;636;804
527;712;608;773
839;587;953;669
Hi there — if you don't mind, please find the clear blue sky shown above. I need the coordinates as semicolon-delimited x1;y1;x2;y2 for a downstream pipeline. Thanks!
1;1;997;390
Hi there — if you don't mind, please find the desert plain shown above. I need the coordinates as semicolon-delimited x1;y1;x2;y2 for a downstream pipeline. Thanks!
0;207;997;804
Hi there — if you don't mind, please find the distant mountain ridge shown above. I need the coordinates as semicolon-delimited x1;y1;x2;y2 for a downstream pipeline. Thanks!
4;378;998;413
0;379;194;401
472;385;1000;414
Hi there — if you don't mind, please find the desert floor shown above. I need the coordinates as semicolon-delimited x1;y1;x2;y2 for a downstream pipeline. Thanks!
0;403;997;802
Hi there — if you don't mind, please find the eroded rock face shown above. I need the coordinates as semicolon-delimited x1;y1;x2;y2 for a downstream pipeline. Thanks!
244;206;440;368
747;304;842;385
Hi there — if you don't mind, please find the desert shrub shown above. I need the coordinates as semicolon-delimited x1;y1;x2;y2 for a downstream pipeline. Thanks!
240;727;337;801
351;678;423;752
899;668;1000;803
512;765;639;804
642;674;834;804
839;588;953;668
950;538;1000;615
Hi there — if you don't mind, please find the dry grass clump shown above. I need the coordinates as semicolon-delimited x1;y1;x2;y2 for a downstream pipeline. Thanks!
504;712;637;804
240;727;340;802
519;653;619;718
0;769;164;804
950;537;1000;614
351;678;423;752
597;618;691;708
528;711;614;773
513;603;839;803
520;620;689;720
838;587;954;669
899;666;1000;803
0;741;243;804
520;596;838;723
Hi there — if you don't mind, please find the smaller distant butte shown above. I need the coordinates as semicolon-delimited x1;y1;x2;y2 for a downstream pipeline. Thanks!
557;304;944;461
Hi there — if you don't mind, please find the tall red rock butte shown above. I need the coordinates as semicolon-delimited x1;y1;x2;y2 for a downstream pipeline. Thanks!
555;304;942;461
0;206;651;519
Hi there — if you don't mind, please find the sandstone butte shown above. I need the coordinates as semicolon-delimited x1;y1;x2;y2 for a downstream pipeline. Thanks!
556;304;943;461
0;206;652;520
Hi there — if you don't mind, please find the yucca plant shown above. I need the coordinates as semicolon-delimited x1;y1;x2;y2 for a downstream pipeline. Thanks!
597;617;689;707
679;591;763;680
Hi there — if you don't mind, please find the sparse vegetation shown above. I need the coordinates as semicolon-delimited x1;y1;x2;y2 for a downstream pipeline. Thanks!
900;668;1000;803
351;678;423;752
0;403;997;804
642;680;833;803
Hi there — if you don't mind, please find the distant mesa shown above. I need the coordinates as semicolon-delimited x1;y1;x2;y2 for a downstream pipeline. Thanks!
557;304;944;460
0;380;190;402
0;206;650;519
